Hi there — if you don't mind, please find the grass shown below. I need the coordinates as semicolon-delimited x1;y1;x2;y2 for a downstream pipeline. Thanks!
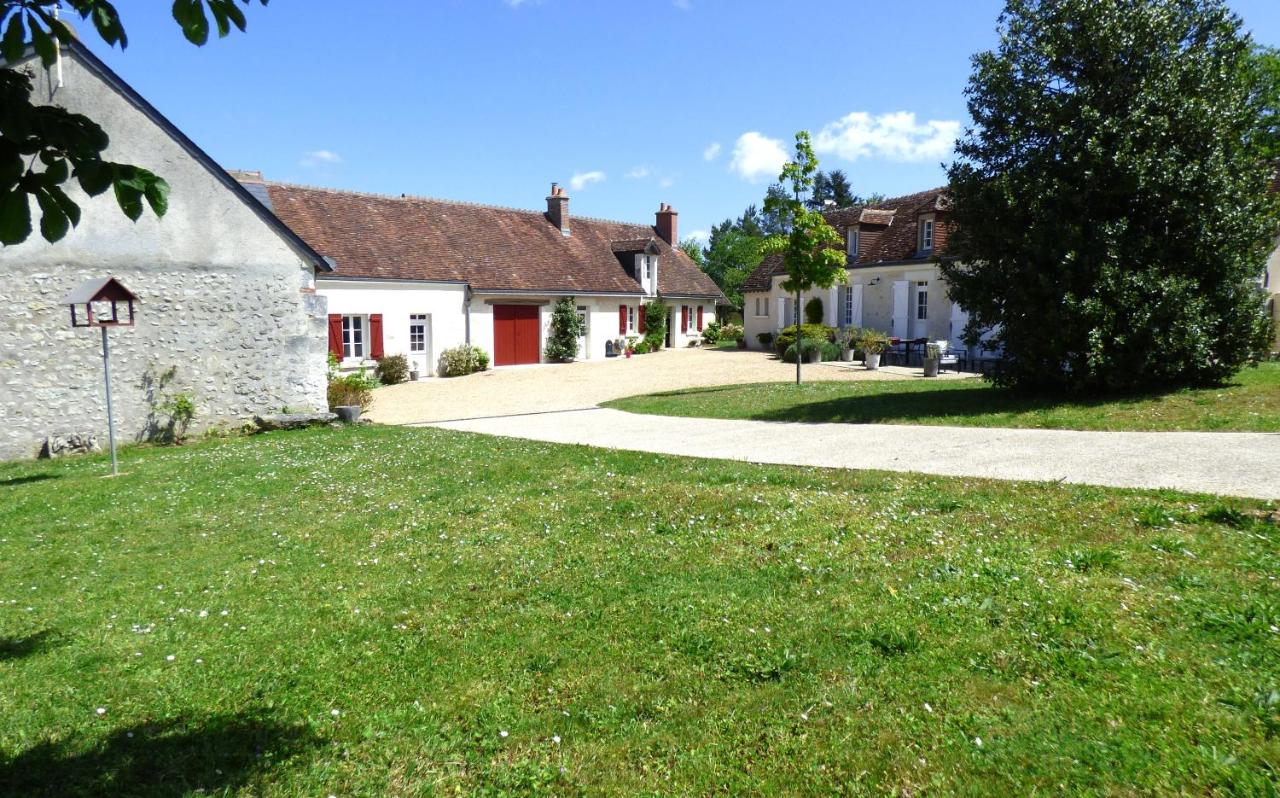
1;426;1277;796
604;362;1280;432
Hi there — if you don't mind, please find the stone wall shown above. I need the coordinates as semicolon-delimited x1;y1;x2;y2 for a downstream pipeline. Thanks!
0;50;327;460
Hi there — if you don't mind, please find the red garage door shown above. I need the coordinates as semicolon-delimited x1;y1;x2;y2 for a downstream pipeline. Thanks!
492;305;541;366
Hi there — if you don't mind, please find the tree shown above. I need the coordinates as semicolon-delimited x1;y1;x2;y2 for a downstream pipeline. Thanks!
678;237;705;266
762;131;847;384
1;1;268;246
544;296;585;362
702;225;762;310
944;0;1278;393
805;169;858;210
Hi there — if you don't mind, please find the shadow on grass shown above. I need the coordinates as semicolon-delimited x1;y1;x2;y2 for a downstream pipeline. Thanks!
0;630;61;662
0;713;322;797
0;473;59;488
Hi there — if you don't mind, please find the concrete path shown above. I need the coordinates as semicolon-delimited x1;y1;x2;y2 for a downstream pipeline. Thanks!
428;407;1280;500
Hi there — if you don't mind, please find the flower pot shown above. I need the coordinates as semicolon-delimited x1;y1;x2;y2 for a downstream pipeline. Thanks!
409;370;419;381
625;349;633;359
806;349;822;364
923;357;940;378
335;405;361;423
865;352;881;370
840;349;854;362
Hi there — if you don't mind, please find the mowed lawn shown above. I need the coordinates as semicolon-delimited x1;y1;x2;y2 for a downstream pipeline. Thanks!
1;427;1277;796
605;361;1280;432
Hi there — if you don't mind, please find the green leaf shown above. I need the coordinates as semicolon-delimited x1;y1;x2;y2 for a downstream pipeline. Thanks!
113;180;144;222
92;4;129;49
143;175;170;217
29;22;56;66
76;162;112;197
35;188;69;243
46;184;81;228
1;12;26;64
0;188;33;245
172;0;210;45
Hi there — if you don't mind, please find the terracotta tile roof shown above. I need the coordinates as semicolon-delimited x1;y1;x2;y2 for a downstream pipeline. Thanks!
254;181;724;300
742;187;950;293
610;237;657;253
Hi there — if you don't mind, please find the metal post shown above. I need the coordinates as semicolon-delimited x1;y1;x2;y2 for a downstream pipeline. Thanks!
101;326;118;476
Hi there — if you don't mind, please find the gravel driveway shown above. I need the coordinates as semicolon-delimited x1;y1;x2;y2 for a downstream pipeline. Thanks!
369;347;969;425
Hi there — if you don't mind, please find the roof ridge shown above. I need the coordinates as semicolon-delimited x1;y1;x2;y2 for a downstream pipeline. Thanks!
258;178;656;230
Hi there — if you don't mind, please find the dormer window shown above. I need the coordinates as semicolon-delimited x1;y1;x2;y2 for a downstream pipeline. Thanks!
919;215;935;253
847;229;859;261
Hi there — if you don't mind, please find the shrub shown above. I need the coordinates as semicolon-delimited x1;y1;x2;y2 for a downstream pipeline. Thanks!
545;296;585;362
820;341;841;360
158;391;197;444
374;354;410;385
857;329;891;355
642;298;669;351
804;296;825;324
720;322;744;343
757;332;775;349
781;338;837;363
633;340;651;354
701;320;724;344
776;324;835;353
328;369;378;411
439;344;490;377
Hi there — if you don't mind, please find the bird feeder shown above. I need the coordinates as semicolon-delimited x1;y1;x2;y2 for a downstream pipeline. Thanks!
63;277;139;475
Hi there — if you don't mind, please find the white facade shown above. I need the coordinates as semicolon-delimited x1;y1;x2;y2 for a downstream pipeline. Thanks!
319;278;716;374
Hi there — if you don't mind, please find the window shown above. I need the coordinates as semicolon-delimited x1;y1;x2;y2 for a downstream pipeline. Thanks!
844;286;853;325
646;257;655;281
916;281;929;321
409;314;427;353
628;305;637;331
919;216;935;252
847;229;859;261
342;315;365;359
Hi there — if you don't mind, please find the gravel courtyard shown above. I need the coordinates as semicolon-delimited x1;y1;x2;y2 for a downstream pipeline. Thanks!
369;348;970;425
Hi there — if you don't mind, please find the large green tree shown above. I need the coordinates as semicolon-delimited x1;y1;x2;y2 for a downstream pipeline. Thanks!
763;131;846;385
944;0;1278;392
1;1;267;246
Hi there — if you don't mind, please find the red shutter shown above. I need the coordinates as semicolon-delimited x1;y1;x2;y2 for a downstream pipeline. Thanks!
369;313;384;359
327;314;343;360
681;305;689;333
638;305;647;333
697;306;704;331
619;305;627;335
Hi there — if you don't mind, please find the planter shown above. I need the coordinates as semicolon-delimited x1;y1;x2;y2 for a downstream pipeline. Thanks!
806;349;822;364
737;339;748;350
923;357;940;378
334;405;361;423
865;352;881;370
839;349;855;362
409;370;419;382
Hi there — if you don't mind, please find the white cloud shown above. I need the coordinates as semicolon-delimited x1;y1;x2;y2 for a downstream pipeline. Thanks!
729;132;788;183
686;229;710;244
703;141;722;161
658;176;675;189
813;111;961;163
625;166;650;180
300;149;342;167
569;170;606;190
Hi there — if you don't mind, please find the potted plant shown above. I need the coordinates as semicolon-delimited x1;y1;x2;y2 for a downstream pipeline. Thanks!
858;330;890;370
803;338;823;363
838;327;859;362
923;342;942;377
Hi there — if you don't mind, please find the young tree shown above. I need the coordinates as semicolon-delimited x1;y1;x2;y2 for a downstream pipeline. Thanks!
544;296;585;362
678;237;705;266
1;1;268;246
763;131;847;384
944;0;1278;392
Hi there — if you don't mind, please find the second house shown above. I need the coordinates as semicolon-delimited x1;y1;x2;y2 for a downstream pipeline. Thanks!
237;176;724;374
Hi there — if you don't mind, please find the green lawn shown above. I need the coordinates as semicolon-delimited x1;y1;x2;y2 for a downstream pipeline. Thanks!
604;362;1280;432
1;427;1277;796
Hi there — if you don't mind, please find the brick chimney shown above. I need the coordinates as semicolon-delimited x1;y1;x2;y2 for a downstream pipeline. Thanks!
546;183;570;236
656;203;678;244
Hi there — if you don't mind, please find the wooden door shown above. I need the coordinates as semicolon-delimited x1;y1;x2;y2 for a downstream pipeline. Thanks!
493;305;541;366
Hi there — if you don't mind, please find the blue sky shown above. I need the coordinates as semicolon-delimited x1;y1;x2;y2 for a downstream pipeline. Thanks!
84;0;1280;243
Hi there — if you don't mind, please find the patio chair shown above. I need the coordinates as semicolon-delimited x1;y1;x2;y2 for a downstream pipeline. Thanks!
932;340;959;373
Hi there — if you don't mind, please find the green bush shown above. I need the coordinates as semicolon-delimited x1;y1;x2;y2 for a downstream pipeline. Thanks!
804;296;825;324
642;298;669;351
720;322;744;343
757;332;775;349
781;338;838;364
776;324;835;353
328;368;379;411
701;320;724;344
545;296;586;362
374;354;410;385
857;329;891;355
633;340;651;354
439;344;490;377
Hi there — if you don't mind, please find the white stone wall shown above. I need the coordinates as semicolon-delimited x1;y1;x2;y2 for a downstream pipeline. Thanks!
0;52;326;460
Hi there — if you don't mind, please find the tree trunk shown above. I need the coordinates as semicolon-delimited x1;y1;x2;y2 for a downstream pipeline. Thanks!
795;290;802;385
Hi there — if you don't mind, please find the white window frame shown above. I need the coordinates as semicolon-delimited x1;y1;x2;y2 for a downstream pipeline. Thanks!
920;216;935;252
408;314;428;353
915;281;929;321
844;286;854;325
627;305;637;332
847;229;859;260
342;315;366;360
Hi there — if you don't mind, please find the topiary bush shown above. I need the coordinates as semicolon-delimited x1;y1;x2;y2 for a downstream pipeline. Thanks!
545;296;586;362
374;354;410;385
776;324;835;353
642;298;669;351
439;344;490;377
701;320;723;344
804;296;825;324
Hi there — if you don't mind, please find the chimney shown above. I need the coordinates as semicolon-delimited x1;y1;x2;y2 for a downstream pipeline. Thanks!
656;203;678;244
546;183;570;236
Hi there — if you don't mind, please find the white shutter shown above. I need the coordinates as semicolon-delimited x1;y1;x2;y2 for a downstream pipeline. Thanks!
849;283;863;328
891;281;910;336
